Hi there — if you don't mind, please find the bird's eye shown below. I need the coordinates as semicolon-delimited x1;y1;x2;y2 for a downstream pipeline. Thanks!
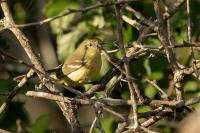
88;43;92;47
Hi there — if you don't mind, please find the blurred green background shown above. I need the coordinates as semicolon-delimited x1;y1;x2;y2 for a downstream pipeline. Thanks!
0;0;200;133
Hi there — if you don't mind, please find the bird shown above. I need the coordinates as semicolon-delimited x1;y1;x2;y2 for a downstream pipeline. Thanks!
58;39;102;87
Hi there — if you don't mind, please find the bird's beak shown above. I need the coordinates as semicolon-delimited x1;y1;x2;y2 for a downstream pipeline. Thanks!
96;40;110;49
101;41;110;45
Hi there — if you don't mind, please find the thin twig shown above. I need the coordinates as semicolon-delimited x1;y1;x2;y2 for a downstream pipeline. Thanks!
103;106;127;121
0;48;85;97
0;1;83;132
114;3;139;130
124;5;152;26
122;15;144;30
90;103;105;133
0;69;35;114
26;91;131;106
144;78;168;99
186;0;199;79
153;0;184;101
0;129;12;133
140;126;159;133
0;0;135;31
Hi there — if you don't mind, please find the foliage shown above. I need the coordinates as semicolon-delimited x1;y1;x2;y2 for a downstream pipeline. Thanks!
0;0;200;133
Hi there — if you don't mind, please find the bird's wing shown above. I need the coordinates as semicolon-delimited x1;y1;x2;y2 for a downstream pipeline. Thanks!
62;48;87;76
62;43;88;75
63;59;87;75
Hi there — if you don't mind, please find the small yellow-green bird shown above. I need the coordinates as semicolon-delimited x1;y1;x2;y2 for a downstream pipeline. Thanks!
14;39;102;88
57;39;102;87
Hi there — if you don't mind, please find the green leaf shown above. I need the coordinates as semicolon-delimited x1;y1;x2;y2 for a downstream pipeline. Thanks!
44;0;77;17
184;81;198;91
56;22;89;61
91;15;105;29
149;71;164;80
31;114;50;133
146;37;160;45
94;117;116;133
138;106;151;113
145;84;157;99
144;58;151;76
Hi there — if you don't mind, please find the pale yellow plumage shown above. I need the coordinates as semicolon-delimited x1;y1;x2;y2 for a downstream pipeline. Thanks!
61;39;102;86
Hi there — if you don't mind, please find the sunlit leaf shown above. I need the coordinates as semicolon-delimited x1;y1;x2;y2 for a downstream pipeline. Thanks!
149;71;164;80
138;106;151;113
184;81;198;91
44;0;77;17
56;22;89;61
145;84;157;99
